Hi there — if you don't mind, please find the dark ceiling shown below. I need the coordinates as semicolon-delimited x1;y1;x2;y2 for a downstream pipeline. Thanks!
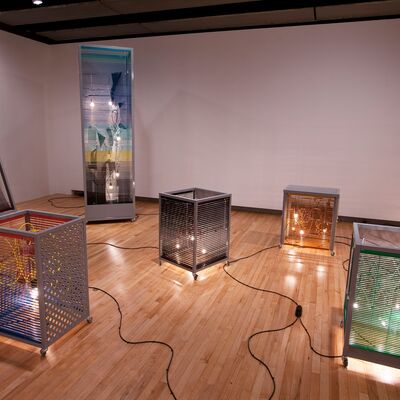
1;0;400;44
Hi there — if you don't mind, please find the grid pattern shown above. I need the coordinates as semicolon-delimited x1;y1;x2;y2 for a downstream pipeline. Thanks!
160;198;195;268
0;210;89;351
160;189;231;276
349;250;400;357
284;193;335;250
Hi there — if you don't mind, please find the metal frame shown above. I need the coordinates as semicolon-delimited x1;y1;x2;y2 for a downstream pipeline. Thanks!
159;188;231;279
79;45;135;222
343;223;400;369
0;158;16;215
0;209;91;355
280;185;340;255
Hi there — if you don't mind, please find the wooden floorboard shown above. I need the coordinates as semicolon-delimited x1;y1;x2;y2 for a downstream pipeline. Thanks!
0;194;399;399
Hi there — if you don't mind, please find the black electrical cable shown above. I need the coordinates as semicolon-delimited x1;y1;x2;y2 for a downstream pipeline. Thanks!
47;196;84;209
334;241;351;247
228;244;281;265
247;317;298;400
89;286;177;400
223;263;298;306
87;242;158;250
298;318;342;359
137;212;159;216
224;243;345;399
335;235;352;241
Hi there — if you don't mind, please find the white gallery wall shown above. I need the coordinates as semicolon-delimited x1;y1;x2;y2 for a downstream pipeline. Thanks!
2;19;400;220
0;30;49;202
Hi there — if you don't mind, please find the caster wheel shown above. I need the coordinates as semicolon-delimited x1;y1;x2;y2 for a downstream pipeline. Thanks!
342;357;348;368
40;348;48;357
331;251;335;256
193;274;198;281
87;316;93;323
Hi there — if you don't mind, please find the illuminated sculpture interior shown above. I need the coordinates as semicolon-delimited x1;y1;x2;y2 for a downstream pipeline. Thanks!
80;45;134;221
159;188;231;280
0;210;90;355
281;186;339;254
343;223;400;368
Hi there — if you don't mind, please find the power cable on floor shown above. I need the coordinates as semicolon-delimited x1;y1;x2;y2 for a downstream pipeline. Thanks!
224;243;344;399
47;196;84;209
87;242;158;250
89;286;177;400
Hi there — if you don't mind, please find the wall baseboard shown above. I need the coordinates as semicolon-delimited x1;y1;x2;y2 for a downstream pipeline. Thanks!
135;195;400;227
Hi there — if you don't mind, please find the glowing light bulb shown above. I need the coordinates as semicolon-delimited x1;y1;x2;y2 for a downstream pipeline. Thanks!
353;303;359;309
31;287;39;299
90;99;95;108
33;0;43;5
201;249;207;254
108;100;113;106
115;172;120;178
176;244;180;249
299;230;305;236
190;236;195;241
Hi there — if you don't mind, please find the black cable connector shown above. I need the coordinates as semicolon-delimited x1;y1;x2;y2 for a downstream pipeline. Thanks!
295;305;303;318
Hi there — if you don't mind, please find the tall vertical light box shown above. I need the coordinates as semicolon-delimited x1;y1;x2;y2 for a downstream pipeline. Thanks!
79;46;135;222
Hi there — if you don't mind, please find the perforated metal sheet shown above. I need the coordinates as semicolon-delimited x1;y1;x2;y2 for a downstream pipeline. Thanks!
349;251;400;357
344;223;400;368
0;210;89;351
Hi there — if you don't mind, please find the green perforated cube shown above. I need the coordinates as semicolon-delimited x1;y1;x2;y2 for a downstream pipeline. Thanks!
343;223;400;369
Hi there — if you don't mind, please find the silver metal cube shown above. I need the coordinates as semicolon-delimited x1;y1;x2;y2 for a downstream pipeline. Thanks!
159;188;231;279
343;223;400;369
0;210;90;355
280;185;340;255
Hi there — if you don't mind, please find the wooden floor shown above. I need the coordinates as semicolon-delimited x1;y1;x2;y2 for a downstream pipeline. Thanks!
1;195;399;400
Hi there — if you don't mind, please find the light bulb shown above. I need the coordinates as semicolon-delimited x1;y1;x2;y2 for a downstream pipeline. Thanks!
299;230;305;236
353;303;359;309
176;244;180;249
90;99;95;108
115;172;120;178
33;0;43;5
201;249;207;254
108;100;113;106
31;287;39;299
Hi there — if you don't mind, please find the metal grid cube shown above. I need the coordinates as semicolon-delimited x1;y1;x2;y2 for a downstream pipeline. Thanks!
343;223;400;369
159;188;231;279
280;185;340;255
0;210;90;355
